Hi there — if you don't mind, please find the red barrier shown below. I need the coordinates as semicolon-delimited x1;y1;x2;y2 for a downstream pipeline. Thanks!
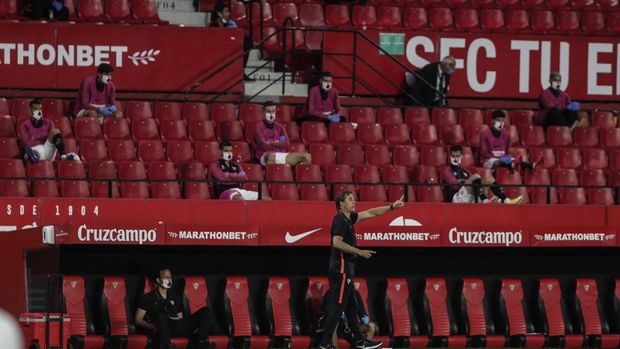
0;198;617;248
0;22;243;93
323;30;620;101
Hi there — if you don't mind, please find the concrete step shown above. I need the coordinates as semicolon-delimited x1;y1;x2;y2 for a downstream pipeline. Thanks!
244;81;308;97
245;60;275;70
158;11;208;26
245;69;293;82
156;0;196;12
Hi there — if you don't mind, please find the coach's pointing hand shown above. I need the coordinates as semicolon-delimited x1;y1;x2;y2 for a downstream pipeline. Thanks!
358;250;376;259
391;195;405;210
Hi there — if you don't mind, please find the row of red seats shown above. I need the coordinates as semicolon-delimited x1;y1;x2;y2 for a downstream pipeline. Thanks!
0;0;166;23
58;274;620;349
234;2;620;34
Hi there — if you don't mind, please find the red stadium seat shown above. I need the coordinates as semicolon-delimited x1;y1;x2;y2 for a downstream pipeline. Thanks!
521;0;544;7
349;107;377;124
382;165;415;201
132;0;167;23
404;7;429;29
108;139;137;162
601;128;620;149
105;0;131;21
393;144;419;168
239;103;264;125
154;102;182;123
179;162;210;200
556;147;582;169
582;10;605;33
217;121;244;142
89;161;119;198
309;144;336;166
498;279;546;346
299;3;325;26
556;10;580;32
559;187;587;205
481;8;505;31
588;188;614;205
553;168;578;186
546;0;568;8
581;148;608;170
10;98;32;121
125;101;153;121
211;103;237;124
119;161;149;198
384;124;411;145
413;124;439;145
430;7;454;30
0;0;18;18
378;6;402;27
460;278;507;347
0;99;7;115
251;1;273;23
405;107;431;126
384;278;430;347
365;144;391;167
165;139;194;164
160;120;188;141
188;120;216;142
581;169;606;186
264;277;312;347
507;125;520;146
378;107;403;125
529;147;556;169
358;184;387;202
329;123;357;144
526;168;557;204
458;109;484;127
352;5;377;27
423;278;468;348
357;123;384;145
547;126;573;147
498;0;520;7
0;159;28;197
58;160;89;198
598;0;618;8
571;279;620;347
608;12;620;34
337;144;364;166
238;162;263;192
432;108;457;126
354;165;381;184
302;122;329;144
223;277;272;348
439;124;465;145
138;140;165;163
78;0;104;20
0;115;15;138
79;139;108;162
420;145;446;167
591;111;616;128
195;141;222;165
266;164;293;182
28;161;58;197
510;111;534;130
325;4;350;26
182;102;210;122
296;164;322;182
230;141;252;163
572;0;595;8
473;0;495;6
455;8;480;30
536;278;585;348
74;117;103;140
48;116;73;139
284;122;300;143
273;2;298;26
610;149;620;170
521;125;546;147
465;125;486;147
574;127;599;148
325;164;355;196
131;118;160;141
230;0;247;25
41;99;66;118
61;276;107;349
149;161;180;199
506;9;530;32
103;118;130;140
275;105;293;123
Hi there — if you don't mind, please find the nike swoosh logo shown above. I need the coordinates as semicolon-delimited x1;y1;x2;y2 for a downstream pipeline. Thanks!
285;228;322;244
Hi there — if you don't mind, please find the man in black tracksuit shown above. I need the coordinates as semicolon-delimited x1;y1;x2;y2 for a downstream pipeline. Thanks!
318;190;405;349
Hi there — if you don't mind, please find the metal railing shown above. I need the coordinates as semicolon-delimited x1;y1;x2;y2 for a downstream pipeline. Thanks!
5;176;619;204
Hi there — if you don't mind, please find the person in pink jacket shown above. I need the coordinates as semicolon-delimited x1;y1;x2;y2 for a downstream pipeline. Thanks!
73;63;123;122
536;72;581;130
253;101;312;166
296;72;348;127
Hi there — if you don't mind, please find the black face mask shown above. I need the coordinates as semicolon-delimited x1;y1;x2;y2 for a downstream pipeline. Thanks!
31;118;42;128
263;119;274;129
491;127;501;138
96;78;105;92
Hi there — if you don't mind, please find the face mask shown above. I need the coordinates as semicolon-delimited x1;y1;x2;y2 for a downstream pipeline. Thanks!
551;81;560;90
222;151;233;161
450;156;461;166
101;75;112;84
160;279;172;289
493;121;504;130
265;112;276;123
321;82;331;91
32;110;42;120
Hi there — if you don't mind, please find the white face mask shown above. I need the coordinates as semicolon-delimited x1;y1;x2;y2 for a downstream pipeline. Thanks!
321;81;332;91
222;151;233;161
551;81;560;89
32;110;42;120
450;156;461;166
493;120;504;130
160;279;172;289
265;112;276;123
101;75;112;84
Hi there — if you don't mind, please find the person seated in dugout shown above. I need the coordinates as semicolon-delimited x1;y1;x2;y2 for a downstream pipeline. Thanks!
18;99;79;162
253;100;312;167
135;267;220;349
442;145;523;204
296;72;353;128
210;140;271;200
536;71;586;130
73;63;123;123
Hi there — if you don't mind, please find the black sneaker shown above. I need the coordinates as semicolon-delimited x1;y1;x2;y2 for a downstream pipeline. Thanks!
319;344;336;349
353;339;383;349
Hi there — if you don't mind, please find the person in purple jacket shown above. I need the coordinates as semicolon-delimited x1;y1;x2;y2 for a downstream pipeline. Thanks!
442;145;522;204
254;101;312;167
536;72;582;130
209;140;270;200
18;100;79;162
296;72;349;128
73;63;123;122
479;110;539;170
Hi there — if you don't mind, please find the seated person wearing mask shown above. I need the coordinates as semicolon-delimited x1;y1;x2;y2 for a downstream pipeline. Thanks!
296;72;349;127
209;140;270;200
536;72;583;130
18;99;79;162
135;267;219;349
479;110;540;171
254;101;312;167
443;145;523;204
73;63;123;123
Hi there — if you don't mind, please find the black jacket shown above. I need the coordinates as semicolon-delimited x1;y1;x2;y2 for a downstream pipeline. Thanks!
410;62;450;107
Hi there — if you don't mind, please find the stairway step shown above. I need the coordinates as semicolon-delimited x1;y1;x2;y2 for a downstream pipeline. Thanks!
244;81;308;97
158;11;208;26
245;70;293;82
157;0;195;12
